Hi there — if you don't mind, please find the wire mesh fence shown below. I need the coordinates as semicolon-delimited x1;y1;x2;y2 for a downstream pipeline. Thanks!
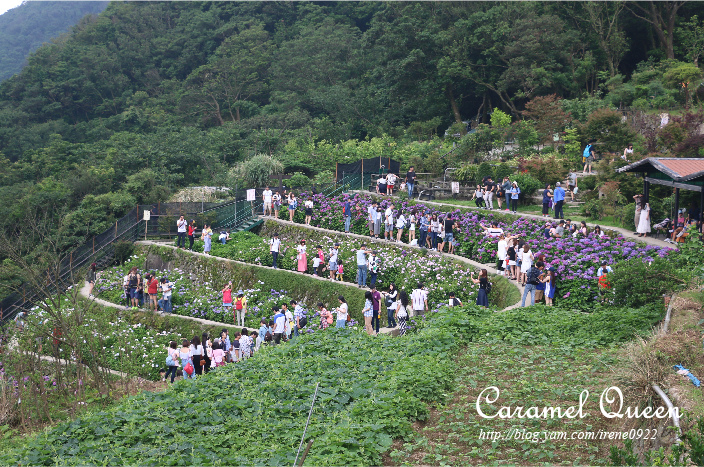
0;177;357;325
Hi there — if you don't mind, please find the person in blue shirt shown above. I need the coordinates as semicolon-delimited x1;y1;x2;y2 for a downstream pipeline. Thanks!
553;182;566;219
343;196;352;233
510;182;520;214
542;184;553;217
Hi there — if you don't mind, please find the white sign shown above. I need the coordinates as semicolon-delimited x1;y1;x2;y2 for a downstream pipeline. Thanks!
143;210;151;221
451;182;460;194
246;189;256;201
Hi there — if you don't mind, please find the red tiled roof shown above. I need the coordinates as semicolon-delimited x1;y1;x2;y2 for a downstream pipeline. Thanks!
658;159;704;178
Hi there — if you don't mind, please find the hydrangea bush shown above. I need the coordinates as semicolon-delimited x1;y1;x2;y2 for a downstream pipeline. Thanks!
96;262;360;330
281;192;673;310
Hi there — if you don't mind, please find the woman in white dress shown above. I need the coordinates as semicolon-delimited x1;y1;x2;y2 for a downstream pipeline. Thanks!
520;244;534;287
637;201;651;237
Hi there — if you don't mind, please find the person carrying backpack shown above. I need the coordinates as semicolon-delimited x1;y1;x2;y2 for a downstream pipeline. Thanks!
582;141;595;174
234;291;247;327
521;261;545;307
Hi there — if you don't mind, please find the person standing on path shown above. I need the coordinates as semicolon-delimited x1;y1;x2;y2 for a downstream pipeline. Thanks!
202;224;212;254
396;291;410;335
328;242;340;280
568;173;578;201
234;291;247;327
362;291;375;335
272;191;282;219
521;261;544;307
553;182;565;219
542;184;553;217
395;212;406;243
222;281;233;315
405;166;417;198
371;286;382;334
440;215;458;254
296;239;308;273
386;172;397;196
127;267;141;309
287;192;297;222
272;307;286;344
177;215;187;249
510;182;520;214
519;244;534;287
262;186;273;216
179;339;195;380
470;269;489;308
343;196;352;233
368;201;378;237
86;262;97;298
187;220;197;250
356;244;371;287
384;203;395;241
368;251;381;287
384;283;398;328
633;194;643;232
502;177;512;210
419;211;429;248
164;341;180;383
146;273;159;312
408;209;417;244
484;178;495;210
334;296;348;328
270;233;280;269
637;200;651;237
304;198;314;225
411;282;428;317
292;299;304;338
583;141;595;174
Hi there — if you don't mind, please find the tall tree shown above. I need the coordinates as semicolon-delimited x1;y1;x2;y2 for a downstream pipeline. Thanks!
627;1;686;59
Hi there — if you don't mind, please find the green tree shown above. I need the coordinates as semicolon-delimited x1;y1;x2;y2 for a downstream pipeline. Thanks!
231;154;284;188
663;61;703;109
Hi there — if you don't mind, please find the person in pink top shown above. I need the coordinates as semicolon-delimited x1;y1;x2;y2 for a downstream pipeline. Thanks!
222;281;233;313
211;340;225;367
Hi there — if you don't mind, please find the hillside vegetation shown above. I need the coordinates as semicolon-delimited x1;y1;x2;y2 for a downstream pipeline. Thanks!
0;1;108;82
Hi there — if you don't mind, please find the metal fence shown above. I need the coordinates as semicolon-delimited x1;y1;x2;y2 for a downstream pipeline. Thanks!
0;177;358;325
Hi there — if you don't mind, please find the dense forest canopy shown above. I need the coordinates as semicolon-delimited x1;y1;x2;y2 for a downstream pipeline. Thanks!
0;1;108;82
0;1;703;265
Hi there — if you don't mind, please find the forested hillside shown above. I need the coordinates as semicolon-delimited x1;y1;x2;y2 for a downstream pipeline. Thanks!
0;1;108;82
0;1;703;263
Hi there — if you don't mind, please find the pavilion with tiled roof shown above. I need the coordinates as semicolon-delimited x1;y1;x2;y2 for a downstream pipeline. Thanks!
617;157;704;219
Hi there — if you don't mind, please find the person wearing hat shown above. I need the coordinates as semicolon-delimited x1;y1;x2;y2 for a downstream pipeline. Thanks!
296;239;308;273
270;233;281;269
234;290;247;327
188;220;197;250
329;242;340;280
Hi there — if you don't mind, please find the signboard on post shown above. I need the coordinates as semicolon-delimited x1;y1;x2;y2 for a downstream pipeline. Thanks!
143;210;151;221
451;182;460;194
246;189;256;201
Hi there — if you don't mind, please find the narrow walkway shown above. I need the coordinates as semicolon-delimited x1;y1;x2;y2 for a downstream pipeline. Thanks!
261;217;525;311
7;335;128;378
80;280;229;329
349;190;676;250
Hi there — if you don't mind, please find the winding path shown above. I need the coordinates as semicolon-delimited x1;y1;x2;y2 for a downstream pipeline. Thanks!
349;190;676;249
254;217;525;311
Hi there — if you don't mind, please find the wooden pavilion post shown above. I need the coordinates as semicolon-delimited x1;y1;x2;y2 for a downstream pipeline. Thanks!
674;187;680;226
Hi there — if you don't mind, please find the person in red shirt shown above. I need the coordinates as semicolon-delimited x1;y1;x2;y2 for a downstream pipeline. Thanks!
146;274;160;312
187;220;197;250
